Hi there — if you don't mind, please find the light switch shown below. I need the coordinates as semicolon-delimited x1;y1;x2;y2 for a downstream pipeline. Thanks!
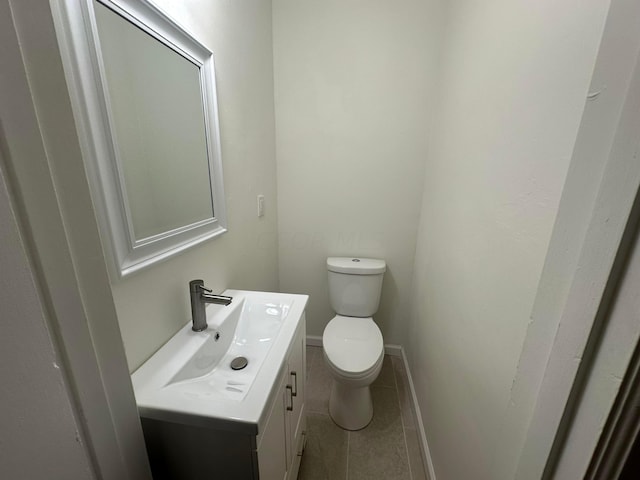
257;195;265;217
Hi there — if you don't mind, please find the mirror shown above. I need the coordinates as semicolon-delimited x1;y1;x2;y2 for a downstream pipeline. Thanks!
94;2;215;240
53;0;227;278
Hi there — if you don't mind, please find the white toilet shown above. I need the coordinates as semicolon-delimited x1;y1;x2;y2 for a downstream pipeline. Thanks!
322;257;386;430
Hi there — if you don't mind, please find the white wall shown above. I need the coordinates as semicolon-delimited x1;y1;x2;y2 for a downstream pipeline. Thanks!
504;0;640;476
406;1;611;479
108;0;280;371
553;104;640;475
0;150;95;480
4;0;152;475
273;0;441;344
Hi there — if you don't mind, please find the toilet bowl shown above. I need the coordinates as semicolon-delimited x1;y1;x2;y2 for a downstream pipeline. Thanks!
322;257;386;430
323;315;384;430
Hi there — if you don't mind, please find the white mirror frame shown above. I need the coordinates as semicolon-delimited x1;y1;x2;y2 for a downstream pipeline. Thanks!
52;0;227;279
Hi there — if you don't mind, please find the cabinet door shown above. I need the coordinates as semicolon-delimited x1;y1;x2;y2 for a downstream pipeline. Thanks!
287;318;306;468
257;371;288;480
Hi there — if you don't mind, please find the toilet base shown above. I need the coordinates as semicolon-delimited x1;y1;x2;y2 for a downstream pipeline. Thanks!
329;381;373;431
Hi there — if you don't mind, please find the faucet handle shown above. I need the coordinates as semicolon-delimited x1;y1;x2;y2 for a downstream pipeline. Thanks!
189;279;212;294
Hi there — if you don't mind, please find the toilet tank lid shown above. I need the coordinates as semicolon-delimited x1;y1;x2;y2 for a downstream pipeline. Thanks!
327;257;386;275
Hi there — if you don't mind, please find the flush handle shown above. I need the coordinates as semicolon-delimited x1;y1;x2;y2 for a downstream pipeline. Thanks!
286;385;293;411
291;371;298;397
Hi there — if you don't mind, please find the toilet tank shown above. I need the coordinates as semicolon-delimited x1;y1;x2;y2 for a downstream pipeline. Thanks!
327;257;386;317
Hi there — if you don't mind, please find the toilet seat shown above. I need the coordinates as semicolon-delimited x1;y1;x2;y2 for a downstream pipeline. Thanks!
323;315;384;378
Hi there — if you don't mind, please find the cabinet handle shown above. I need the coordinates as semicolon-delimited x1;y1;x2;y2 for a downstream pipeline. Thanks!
297;431;307;456
286;385;293;411
291;371;298;397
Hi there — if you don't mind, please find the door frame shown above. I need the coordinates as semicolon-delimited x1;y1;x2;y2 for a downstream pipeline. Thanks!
0;0;151;478
513;0;640;476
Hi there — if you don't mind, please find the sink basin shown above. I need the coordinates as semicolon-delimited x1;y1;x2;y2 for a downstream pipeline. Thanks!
131;289;308;434
167;294;291;399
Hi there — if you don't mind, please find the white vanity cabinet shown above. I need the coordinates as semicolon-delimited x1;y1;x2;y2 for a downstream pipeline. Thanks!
257;315;306;480
138;309;307;480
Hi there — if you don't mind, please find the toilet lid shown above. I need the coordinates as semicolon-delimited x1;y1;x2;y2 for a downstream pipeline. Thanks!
323;316;383;374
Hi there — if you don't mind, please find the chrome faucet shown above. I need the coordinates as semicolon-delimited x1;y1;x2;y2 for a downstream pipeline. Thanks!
189;279;233;332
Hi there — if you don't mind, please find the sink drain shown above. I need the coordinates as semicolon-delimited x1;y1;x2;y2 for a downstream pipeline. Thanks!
230;356;248;370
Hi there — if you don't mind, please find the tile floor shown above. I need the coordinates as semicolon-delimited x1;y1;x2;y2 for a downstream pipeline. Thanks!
299;346;428;480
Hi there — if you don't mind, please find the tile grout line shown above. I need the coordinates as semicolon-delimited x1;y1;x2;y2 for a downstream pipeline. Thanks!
393;357;414;480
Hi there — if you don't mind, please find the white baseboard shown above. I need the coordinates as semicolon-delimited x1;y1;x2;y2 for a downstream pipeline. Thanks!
305;337;436;478
384;344;402;356
400;347;437;480
306;335;322;346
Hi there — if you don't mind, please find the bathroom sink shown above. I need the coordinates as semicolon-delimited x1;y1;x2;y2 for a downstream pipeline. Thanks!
167;295;290;391
132;289;308;433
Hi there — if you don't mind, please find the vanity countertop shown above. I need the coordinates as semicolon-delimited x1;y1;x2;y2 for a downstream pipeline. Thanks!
131;289;308;435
